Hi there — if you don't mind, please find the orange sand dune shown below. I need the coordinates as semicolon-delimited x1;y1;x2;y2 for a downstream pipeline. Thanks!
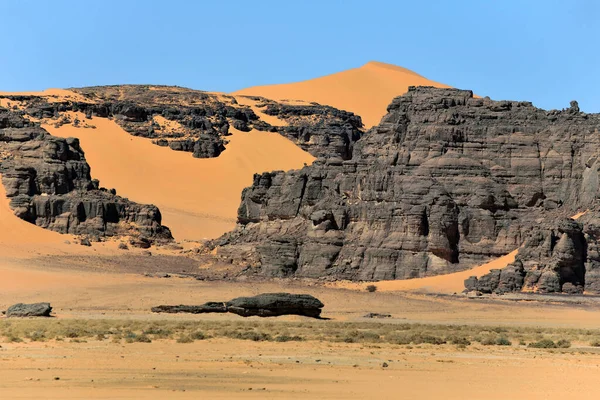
234;61;450;128
46;113;314;241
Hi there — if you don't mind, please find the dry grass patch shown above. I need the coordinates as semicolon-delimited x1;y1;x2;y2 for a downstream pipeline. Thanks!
0;319;597;350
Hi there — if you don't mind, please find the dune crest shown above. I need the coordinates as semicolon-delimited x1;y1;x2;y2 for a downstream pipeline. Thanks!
233;61;450;128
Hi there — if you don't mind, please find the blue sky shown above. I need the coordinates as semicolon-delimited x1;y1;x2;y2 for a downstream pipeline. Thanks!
0;0;598;112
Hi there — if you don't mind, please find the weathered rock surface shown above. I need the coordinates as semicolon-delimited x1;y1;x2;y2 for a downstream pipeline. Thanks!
151;302;228;314
151;293;324;318
250;97;363;159
207;87;600;283
0;108;172;241
1;86;363;160
468;214;600;294
6;302;52;317
226;293;324;318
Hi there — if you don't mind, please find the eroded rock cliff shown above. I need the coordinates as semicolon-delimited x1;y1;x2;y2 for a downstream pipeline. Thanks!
0;107;172;241
1;86;363;160
208;87;600;282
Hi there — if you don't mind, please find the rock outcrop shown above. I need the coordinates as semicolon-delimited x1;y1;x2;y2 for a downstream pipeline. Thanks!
207;87;600;282
1;86;363;160
6;302;52;317
0;107;172;241
151;293;324;318
467;214;600;294
250;97;363;159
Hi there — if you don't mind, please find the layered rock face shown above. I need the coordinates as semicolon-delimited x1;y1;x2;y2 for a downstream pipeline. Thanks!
210;87;600;281
0;108;172;241
467;214;600;294
250;97;363;159
1;86;363;160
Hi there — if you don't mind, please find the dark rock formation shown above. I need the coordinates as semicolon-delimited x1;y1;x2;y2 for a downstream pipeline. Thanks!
151;302;228;314
467;215;600;294
226;293;324;318
6;302;52;317
0;107;172;241
2;86;363;160
151;293;324;318
363;312;392;318
207;87;600;283
252;99;363;159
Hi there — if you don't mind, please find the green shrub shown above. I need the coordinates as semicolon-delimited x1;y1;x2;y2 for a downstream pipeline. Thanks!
27;330;46;342
176;335;193;343
481;336;497;346
556;339;571;348
528;339;557;349
496;336;512;346
447;335;471;346
274;335;303;342
190;331;206;341
135;334;152;343
224;330;272;342
590;340;600;347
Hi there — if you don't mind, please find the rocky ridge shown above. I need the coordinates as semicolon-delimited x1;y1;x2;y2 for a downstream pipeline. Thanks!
206;87;600;287
1;86;363;160
0;107;172;241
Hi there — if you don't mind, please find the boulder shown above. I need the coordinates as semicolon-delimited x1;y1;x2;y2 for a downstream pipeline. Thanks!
226;293;324;318
151;293;325;319
6;302;52;317
151;302;227;314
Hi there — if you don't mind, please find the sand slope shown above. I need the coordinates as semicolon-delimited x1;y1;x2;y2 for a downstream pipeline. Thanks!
234;61;450;128
46;113;314;241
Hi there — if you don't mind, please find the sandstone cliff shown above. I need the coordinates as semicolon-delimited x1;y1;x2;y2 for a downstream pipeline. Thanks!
208;87;600;282
1;86;363;160
0;107;172;242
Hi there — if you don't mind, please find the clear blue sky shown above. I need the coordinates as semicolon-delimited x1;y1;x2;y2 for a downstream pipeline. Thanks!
1;0;598;112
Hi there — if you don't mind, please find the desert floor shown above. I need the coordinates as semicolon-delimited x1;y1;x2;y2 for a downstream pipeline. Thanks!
2;256;600;399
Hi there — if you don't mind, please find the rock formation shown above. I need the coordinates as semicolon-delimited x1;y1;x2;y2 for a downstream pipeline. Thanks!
151;293;324;318
0;107;172;241
467;213;600;294
207;87;600;283
1;86;363;160
249;97;363;159
6;302;52;317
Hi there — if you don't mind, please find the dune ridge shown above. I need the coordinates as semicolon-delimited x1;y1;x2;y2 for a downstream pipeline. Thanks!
234;61;450;128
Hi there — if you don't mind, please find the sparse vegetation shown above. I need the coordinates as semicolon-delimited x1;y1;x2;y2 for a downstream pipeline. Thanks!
0;319;595;351
365;285;378;293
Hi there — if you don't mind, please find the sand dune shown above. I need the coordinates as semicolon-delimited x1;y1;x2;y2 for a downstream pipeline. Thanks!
46;112;314;241
234;61;450;128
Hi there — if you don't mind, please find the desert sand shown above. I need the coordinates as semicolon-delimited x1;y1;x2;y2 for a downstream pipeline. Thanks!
2;266;600;399
2;338;600;400
45;111;314;241
234;61;450;128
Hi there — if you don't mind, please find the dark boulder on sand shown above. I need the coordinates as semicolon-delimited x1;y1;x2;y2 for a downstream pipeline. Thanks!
6;302;52;317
